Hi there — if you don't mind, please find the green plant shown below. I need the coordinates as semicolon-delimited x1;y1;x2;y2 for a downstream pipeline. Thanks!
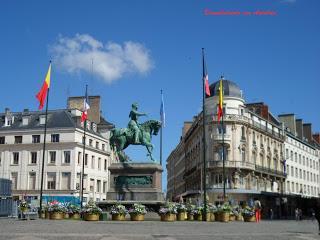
128;203;147;215
110;203;128;215
176;203;187;213
159;202;177;215
242;206;255;217
217;203;231;213
82;200;102;215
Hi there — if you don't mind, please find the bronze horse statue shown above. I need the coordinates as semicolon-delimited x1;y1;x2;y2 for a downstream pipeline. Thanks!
110;120;162;162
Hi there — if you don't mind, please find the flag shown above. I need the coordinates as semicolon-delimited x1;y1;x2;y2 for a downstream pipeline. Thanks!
160;90;165;127
81;96;90;122
202;50;211;97
36;63;51;110
217;79;223;122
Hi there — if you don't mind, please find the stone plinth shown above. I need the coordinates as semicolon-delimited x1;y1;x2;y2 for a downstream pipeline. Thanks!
107;163;164;201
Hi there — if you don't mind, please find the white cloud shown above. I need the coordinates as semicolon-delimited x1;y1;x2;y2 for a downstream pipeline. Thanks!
49;34;153;83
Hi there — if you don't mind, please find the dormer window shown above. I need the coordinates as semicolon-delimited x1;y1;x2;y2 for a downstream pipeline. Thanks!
5;117;14;126
92;123;97;132
22;116;29;126
39;115;46;125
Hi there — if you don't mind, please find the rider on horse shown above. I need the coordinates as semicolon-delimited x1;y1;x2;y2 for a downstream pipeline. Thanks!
128;103;147;144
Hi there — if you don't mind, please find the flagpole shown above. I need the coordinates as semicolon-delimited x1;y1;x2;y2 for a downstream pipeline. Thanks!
39;74;50;215
221;77;226;201
160;90;163;166
202;48;207;221
80;85;88;208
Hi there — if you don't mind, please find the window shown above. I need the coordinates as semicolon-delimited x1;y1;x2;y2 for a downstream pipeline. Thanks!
294;152;297;162
31;152;37;164
285;149;289;159
47;172;56;190
85;154;88;166
290;151;293;161
64;151;71;164
295;168;298;178
97;180;101;193
218;146;228;161
39;115;46;125
217;125;226;134
0;136;5;144
103;181;107;193
91;156;95;169
96;141;99;149
299;169;302;179
29;172;36;190
61;172;71;190
241;149;246;162
102;144;105;151
51;134;59;143
104;159;107;171
78;152;81;165
0;152;2;165
291;166;293;177
14;136;22;144
98;157;101;170
90;178;94;192
299;154;301;164
32;135;40;143
292;182;294;192
49;151;56;164
241;126;245;140
11;172;18;190
13;152;19;165
89;139;93;147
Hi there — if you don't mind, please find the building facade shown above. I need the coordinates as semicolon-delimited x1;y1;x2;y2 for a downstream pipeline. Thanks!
0;96;118;204
167;79;319;218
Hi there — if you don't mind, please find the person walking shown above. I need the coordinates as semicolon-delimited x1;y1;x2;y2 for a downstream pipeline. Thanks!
254;199;262;222
295;208;299;221
270;208;274;220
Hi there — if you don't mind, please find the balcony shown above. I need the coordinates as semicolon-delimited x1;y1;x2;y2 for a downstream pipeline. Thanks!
255;165;286;178
211;134;231;142
207;160;255;171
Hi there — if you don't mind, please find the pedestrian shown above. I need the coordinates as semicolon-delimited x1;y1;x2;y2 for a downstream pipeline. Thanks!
295;208;299;221
254;199;262;222
299;208;302;221
270;208;273;220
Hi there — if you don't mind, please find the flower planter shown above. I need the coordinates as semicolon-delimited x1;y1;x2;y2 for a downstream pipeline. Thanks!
219;212;230;222
243;215;256;222
112;214;126;221
160;213;175;222
210;213;215;221
176;212;186;221
84;213;100;221
229;215;236;221
187;213;194;221
194;214;202;221
205;213;211;222
130;214;144;221
70;213;81;220
50;212;64;220
236;215;243;221
64;213;70;219
214;212;220;221
40;212;46;219
45;211;50;219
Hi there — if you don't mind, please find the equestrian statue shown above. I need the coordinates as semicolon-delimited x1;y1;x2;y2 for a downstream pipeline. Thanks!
110;103;162;162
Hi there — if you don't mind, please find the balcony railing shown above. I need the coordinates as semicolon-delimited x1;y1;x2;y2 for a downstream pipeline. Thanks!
255;165;286;177
211;134;231;141
208;160;255;170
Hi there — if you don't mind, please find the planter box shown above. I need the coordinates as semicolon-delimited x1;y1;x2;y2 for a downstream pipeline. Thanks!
160;213;175;222
176;212;186;221
229;215;236;221
45;211;50;219
130;214;144;221
112;214;126;221
194;214;202;221
50;212;64;220
219;212;230;222
187;213;194;221
40;213;46;219
236;215;243;221
210;213;215;221
243;215;256;222
70;213;81;220
64;213;70;219
84;213;100;221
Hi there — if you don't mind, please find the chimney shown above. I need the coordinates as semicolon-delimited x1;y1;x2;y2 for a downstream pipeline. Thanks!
182;121;193;137
278;114;296;135
303;123;312;142
313;133;320;144
295;119;303;139
67;96;101;124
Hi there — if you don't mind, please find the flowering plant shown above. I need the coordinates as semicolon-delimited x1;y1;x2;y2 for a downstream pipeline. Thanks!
128;203;147;215
192;206;203;215
81;200;102;215
232;205;242;216
242;206;255;217
110;203;127;215
208;204;217;213
176;203;187;213
18;200;30;213
186;204;196;215
68;204;81;214
217;203;232;213
47;201;67;213
159;202;177;215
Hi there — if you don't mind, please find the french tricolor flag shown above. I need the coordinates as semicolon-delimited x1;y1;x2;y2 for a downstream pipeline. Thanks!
81;97;90;122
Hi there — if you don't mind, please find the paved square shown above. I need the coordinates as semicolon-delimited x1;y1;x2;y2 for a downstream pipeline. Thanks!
0;218;318;240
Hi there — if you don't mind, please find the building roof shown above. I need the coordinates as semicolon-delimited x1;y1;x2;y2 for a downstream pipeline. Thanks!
209;79;242;99
0;109;114;137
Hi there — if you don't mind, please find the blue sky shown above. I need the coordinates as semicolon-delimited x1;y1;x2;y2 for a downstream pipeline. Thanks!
1;0;319;191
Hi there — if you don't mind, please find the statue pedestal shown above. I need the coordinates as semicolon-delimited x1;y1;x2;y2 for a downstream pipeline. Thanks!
107;163;164;201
